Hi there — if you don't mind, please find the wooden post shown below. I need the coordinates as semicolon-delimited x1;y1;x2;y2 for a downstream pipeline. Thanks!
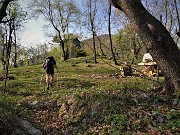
157;65;159;81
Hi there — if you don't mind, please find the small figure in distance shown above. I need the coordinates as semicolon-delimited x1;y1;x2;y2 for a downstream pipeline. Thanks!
42;56;58;90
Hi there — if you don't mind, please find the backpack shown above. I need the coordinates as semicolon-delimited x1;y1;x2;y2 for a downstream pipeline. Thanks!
44;58;55;69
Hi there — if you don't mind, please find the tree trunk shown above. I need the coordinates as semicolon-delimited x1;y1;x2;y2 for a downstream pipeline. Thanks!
1;34;6;70
61;41;67;61
3;19;13;93
3;61;9;93
110;0;180;91
0;0;12;22
13;19;18;68
57;31;67;61
96;36;106;56
89;0;97;63
108;3;119;65
174;0;180;37
92;33;98;63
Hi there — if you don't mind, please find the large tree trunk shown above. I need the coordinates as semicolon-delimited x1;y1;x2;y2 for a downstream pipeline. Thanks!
110;0;180;91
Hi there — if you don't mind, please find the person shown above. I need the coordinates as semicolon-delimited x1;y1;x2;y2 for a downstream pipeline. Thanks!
42;56;58;90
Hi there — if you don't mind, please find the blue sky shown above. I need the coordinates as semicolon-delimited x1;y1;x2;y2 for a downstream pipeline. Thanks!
19;0;53;47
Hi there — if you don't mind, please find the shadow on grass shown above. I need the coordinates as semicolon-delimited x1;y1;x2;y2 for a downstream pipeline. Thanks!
61;88;179;135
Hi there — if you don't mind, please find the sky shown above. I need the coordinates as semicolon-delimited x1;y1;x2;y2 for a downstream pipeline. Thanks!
19;0;53;48
19;19;49;47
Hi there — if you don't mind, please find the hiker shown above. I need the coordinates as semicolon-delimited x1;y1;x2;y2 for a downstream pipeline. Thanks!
42;56;58;90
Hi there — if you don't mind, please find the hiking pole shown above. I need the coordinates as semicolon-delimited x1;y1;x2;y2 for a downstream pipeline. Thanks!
40;73;44;84
56;72;59;82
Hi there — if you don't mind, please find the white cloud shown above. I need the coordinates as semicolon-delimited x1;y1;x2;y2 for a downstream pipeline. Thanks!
20;30;45;45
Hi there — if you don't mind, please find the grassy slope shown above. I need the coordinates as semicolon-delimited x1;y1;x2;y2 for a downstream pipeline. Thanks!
0;57;179;135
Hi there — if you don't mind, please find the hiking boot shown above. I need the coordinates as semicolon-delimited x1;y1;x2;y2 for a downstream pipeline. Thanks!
46;86;50;90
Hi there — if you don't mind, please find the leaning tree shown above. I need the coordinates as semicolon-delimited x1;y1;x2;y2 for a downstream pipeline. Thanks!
109;0;180;94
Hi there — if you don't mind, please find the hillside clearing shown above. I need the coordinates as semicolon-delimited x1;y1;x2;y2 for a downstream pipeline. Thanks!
0;59;179;135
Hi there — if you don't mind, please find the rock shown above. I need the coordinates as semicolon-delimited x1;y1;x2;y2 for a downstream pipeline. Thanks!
17;118;43;135
29;101;39;108
30;101;39;106
29;101;44;109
